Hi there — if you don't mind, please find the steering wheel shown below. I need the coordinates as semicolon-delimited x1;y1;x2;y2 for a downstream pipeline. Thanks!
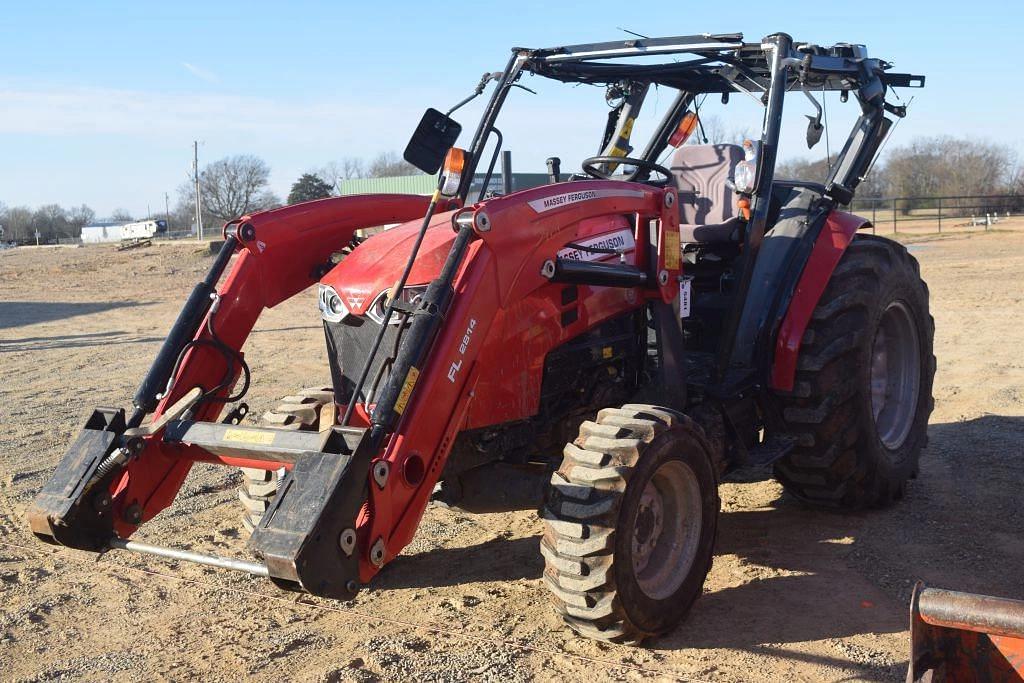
581;156;674;187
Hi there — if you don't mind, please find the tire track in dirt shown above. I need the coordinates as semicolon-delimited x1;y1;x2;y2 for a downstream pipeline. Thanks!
0;480;27;542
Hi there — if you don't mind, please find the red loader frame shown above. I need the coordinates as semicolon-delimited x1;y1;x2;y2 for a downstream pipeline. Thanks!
30;181;681;594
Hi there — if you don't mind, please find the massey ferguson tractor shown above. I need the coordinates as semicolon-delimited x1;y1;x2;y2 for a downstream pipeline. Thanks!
32;33;951;647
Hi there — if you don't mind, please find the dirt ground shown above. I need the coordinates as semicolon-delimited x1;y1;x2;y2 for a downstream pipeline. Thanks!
0;225;1022;682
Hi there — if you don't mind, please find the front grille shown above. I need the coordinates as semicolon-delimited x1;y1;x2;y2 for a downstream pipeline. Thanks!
323;317;405;405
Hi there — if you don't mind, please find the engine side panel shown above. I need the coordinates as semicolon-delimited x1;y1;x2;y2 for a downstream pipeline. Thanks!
466;215;642;428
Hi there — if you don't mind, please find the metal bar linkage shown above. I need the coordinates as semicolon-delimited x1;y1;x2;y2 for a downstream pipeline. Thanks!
109;537;270;577
918;587;1024;640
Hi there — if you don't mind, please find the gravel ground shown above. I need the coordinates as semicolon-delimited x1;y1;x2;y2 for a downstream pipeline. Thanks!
0;225;1022;682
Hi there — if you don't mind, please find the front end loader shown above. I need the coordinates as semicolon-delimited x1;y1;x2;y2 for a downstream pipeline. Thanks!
29;33;987;650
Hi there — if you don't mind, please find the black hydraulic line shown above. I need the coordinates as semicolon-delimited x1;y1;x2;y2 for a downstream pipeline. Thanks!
130;235;238;426
364;311;412;407
458;52;522;202
341;190;445;427
714;33;792;383
367;224;475;449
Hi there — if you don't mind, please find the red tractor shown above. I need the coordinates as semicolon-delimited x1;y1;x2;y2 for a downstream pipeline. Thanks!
31;33;936;644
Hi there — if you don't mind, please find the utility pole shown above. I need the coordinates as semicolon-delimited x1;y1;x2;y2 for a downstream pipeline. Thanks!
193;140;204;241
164;192;171;231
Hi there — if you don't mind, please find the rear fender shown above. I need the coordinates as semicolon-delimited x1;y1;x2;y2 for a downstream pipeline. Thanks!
770;210;870;392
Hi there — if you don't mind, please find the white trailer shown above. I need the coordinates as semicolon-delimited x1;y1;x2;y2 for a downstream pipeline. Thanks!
81;224;123;243
81;219;168;244
120;219;168;240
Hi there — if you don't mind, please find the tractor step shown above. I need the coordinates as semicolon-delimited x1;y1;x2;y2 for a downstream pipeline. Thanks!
737;434;796;467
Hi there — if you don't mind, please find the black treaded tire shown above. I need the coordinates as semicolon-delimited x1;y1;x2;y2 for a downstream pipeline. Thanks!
237;386;334;533
773;234;935;508
541;405;719;644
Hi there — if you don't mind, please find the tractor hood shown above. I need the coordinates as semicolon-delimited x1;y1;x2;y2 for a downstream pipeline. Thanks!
319;208;459;317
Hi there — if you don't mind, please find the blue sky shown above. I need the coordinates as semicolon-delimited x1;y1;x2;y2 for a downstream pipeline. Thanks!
0;0;1018;217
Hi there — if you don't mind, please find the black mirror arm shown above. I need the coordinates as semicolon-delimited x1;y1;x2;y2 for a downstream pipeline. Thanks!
447;72;503;117
475;127;504;202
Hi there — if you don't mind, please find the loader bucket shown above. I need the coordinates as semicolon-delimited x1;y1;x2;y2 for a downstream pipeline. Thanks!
908;582;1024;682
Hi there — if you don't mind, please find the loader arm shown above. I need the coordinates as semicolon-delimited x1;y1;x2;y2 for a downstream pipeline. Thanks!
30;194;433;542
31;180;680;601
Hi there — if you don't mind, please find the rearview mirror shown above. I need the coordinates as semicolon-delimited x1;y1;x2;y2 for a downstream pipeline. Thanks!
403;109;463;174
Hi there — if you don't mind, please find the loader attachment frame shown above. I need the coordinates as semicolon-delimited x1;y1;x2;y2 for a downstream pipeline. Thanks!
908;582;1024;682
29;194;434;590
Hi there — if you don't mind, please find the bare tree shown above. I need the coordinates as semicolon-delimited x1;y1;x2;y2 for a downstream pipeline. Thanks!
32;204;70;241
174;182;218;233
315;158;367;193
886;137;1013;202
110;208;134;222
199;155;280;220
367;151;421;178
3;206;33;242
67;205;96;233
692;115;752;146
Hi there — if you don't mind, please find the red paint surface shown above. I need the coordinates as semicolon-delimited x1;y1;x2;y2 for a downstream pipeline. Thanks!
110;182;683;585
110;194;432;536
770;210;869;392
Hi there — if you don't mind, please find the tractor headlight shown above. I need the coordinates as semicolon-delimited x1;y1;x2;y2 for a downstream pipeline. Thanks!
733;139;760;195
318;284;351;323
366;284;427;325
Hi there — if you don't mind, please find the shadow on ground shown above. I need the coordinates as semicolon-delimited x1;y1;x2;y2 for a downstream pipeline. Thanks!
0;330;164;352
361;415;1023;680
375;536;544;590
0;300;148;330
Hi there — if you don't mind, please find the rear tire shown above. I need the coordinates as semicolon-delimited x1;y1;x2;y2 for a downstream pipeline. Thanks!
237;386;334;533
541;405;718;643
773;234;935;508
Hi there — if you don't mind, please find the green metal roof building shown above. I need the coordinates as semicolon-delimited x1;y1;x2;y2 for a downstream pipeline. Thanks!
340;173;550;198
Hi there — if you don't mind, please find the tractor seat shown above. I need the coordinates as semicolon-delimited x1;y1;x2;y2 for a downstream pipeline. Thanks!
671;144;745;243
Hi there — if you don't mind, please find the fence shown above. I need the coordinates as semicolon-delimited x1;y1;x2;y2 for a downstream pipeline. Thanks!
849;194;1024;234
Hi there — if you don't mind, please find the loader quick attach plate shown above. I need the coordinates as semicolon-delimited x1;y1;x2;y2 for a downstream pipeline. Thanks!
28;407;125;551
162;421;373;599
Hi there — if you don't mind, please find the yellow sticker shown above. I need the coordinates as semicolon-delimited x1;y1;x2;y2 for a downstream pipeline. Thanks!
619;117;635;139
664;229;681;271
602;346;613;359
394;366;420;415
224;428;276;445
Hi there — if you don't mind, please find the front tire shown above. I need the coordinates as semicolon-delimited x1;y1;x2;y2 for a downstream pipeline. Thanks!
237;386;334;533
773;234;935;508
541;405;719;643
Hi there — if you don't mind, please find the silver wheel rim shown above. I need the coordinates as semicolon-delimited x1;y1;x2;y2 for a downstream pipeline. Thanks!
870;301;921;450
630;460;702;600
